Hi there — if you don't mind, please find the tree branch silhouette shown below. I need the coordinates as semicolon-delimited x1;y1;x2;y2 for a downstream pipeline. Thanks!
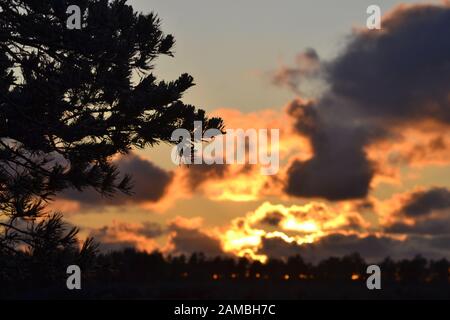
0;0;224;278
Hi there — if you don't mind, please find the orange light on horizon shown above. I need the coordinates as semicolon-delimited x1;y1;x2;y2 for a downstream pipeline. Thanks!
351;274;361;281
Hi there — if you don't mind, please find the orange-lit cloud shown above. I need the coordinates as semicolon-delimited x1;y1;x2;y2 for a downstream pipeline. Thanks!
159;105;311;203
376;186;450;229
367;121;450;184
84;187;450;263
220;201;370;262
87;216;224;257
89;220;162;253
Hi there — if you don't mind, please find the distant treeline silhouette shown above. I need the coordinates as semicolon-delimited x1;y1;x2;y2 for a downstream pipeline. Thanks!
91;250;449;284
1;248;449;299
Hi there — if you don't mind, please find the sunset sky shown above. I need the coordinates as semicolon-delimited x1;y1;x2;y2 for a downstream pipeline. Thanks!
52;0;450;263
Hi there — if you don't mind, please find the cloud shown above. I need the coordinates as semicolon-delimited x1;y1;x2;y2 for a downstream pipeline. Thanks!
221;194;450;262
379;187;450;237
284;99;377;200
284;3;450;201
221;201;370;262
259;234;394;263
84;186;450;262
89;216;224;256
270;48;321;95
116;154;174;202
89;221;164;252
385;218;450;236
259;211;285;227
163;216;224;256
169;215;204;230
258;233;450;264
166;226;223;257
166;107;306;203
378;187;450;224
327;3;450;125
60;153;173;208
183;164;229;191
364;125;450;188
387;130;450;167
398;187;450;217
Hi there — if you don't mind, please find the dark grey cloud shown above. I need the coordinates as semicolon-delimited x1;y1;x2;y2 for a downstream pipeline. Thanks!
167;223;224;257
285;100;377;200
285;4;450;201
428;234;450;250
400;187;450;217
386;218;450;236
327;4;450;124
259;211;284;227
94;241;137;253
261;234;394;263
259;233;450;264
184;163;229;190
133;222;165;238
385;187;450;236
61;153;173;207
90;222;165;239
89;221;166;253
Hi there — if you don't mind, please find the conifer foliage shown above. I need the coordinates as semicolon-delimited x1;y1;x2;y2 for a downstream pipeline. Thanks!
0;0;223;265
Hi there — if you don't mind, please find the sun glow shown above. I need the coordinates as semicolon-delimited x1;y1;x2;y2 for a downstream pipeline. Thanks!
282;218;319;233
220;201;369;263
